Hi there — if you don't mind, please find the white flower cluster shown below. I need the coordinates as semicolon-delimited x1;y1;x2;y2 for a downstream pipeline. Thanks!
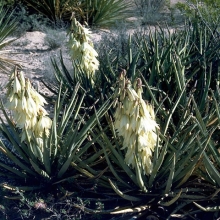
68;18;99;76
5;68;52;144
114;71;159;175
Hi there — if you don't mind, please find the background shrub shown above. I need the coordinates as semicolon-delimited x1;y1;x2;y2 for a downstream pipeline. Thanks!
134;0;171;24
16;0;132;28
176;0;220;24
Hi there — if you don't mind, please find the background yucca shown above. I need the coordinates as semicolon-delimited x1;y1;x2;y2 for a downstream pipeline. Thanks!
0;5;18;72
22;0;131;27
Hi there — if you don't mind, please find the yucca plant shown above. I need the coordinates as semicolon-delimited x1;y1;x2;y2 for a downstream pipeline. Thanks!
24;0;74;24
46;27;141;109
0;5;18;72
68;70;220;219
66;16;220;218
74;0;132;27
0;66;114;193
43;17;110;108
24;0;131;27
74;77;219;218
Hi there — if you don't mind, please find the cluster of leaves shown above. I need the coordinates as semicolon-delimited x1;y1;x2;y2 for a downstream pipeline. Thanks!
0;5;17;72
0;0;18;7
176;0;220;24
6;0;132;27
0;1;52;34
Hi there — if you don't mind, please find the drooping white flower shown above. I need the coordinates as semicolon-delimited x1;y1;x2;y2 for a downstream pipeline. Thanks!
30;88;47;106
15;113;27;129
18;71;26;88
34;115;52;138
5;93;19;110
26;95;37;117
21;94;27;111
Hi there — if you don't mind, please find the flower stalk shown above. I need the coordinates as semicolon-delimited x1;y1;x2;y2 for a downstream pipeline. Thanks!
67;17;99;78
114;70;159;175
5;66;52;145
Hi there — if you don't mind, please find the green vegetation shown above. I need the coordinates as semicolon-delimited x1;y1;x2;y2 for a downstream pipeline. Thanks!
176;0;220;23
0;1;220;219
0;5;18;71
134;0;170;24
21;0;131;27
